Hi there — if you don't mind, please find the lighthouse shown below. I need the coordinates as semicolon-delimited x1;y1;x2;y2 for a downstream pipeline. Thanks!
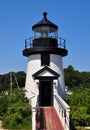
23;12;68;129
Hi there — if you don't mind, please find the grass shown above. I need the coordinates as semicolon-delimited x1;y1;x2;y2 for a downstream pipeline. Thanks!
76;126;90;130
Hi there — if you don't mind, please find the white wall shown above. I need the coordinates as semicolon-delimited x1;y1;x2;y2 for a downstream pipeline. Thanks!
25;54;41;99
50;54;66;99
25;53;66;100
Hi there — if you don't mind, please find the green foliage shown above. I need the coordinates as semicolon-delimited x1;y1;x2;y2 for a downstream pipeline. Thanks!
0;71;26;92
67;88;90;128
2;113;22;128
17;71;26;87
64;65;90;128
2;103;32;129
0;88;32;129
64;65;90;88
67;88;90;107
87;105;90;115
70;107;90;126
13;71;26;88
64;65;80;87
0;93;9;116
21;105;32;117
0;73;10;91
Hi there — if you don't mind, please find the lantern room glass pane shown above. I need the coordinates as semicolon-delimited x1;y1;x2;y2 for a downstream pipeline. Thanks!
33;26;58;39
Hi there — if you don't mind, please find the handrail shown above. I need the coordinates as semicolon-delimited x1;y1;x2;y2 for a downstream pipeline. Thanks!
29;91;35;104
24;37;66;49
54;94;70;130
55;94;70;110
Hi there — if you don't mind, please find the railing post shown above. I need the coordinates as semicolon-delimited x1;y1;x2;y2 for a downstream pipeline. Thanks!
60;37;62;47
25;39;27;49
64;40;66;49
65;109;70;130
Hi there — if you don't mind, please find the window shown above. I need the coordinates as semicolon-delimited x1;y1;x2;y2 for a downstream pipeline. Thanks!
41;53;50;66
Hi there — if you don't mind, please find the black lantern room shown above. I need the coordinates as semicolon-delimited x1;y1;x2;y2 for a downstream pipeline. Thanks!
23;12;68;57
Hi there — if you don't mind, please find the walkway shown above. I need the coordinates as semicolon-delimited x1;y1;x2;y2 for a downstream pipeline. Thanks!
36;107;64;130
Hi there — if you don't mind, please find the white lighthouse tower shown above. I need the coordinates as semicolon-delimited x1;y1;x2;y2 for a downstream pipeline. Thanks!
23;12;68;129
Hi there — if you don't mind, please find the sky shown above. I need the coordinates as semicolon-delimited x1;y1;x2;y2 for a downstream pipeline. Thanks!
0;0;90;74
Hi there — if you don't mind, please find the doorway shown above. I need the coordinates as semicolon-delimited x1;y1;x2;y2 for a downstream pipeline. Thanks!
39;80;53;106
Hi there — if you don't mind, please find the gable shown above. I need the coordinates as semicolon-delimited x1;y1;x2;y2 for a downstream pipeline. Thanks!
38;70;55;77
32;66;60;79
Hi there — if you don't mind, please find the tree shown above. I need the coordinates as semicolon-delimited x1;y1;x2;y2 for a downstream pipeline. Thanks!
67;87;90;127
64;65;90;88
0;88;32;129
0;71;26;92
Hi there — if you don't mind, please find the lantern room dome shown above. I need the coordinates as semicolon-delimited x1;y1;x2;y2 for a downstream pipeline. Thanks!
32;12;58;32
32;12;58;39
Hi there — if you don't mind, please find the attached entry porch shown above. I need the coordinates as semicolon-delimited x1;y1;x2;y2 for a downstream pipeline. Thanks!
33;66;60;107
32;66;70;130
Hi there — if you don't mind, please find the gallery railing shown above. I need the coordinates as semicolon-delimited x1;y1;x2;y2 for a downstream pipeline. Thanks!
24;37;66;49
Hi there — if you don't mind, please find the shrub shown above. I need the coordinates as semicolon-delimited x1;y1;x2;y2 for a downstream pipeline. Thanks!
70;106;90;127
1;88;32;129
87;105;90;115
0;93;9;116
21;105;31;117
2;113;22;128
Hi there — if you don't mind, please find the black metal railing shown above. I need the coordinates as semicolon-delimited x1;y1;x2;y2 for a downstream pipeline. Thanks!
24;37;66;49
